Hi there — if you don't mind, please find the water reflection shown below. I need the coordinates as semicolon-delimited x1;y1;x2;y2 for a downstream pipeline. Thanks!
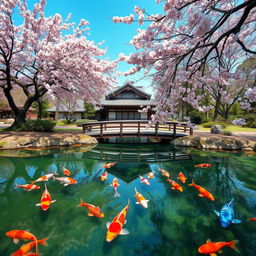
0;145;255;256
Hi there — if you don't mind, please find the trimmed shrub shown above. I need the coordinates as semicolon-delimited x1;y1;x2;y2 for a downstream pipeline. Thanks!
222;130;233;136
202;122;228;129
21;120;55;132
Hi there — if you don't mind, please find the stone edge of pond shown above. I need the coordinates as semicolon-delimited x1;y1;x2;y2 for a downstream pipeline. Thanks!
170;135;256;152
0;133;98;150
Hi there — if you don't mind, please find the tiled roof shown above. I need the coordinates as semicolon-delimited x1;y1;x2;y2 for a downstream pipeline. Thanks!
100;99;156;106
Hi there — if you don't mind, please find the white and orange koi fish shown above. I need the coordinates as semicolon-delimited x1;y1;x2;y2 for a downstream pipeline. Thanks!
31;173;56;183
103;162;116;169
101;171;108;181
36;184;56;211
135;188;149;208
63;167;71;176
53;176;77;186
16;184;40;191
106;200;130;242
147;172;155;179
158;168;170;178
111;178;120;198
139;175;150;185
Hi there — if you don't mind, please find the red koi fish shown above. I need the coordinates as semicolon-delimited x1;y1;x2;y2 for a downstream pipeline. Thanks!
111;178;120;197
139;175;150;185
16;184;40;191
6;230;38;255
106;200;130;242
167;179;183;192
63;167;71;176
189;180;215;201
11;237;47;256
101;171;108;181
77;199;104;218
147;172;155;179
31;173;56;183
195;163;212;168
158;168;170;178
103;162;116;169
53;176;77;186
198;239;239;254
36;184;56;211
135;188;149;208
248;217;256;221
177;172;187;183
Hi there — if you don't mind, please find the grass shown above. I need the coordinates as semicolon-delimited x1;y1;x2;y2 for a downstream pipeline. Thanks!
53;128;81;132
199;125;256;132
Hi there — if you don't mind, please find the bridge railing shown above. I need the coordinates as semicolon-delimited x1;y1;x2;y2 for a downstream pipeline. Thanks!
81;120;193;138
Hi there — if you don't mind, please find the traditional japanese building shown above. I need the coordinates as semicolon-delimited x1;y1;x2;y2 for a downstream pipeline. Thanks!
95;82;156;121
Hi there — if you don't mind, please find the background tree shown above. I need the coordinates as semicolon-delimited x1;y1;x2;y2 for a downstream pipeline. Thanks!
84;101;96;119
114;0;256;122
0;0;117;130
32;98;49;119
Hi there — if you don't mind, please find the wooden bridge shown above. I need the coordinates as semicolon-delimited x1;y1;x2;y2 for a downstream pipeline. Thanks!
81;120;193;139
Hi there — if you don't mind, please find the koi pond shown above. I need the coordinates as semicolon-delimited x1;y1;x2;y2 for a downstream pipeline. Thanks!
0;143;255;256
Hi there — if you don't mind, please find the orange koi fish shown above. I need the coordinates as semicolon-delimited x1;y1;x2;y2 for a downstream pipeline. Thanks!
248;217;256;221
36;184;56;211
53;176;77;186
198;239;239;254
189;180;215;201
11;237;47;256
111;178;120;197
77;199;104;218
195;163;212;168
135;188;149;208
139;175;150;185
101;171;108;181
16;184;40;191
158;168;170;178
167;179;183;192
103;162;116;169
31;173;56;183
147;172;155;179
23;254;39;256
177;172;187;183
6;230;38;255
63;167;71;176
106;200;130;242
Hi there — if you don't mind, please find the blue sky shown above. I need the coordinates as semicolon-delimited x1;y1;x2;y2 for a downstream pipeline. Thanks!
24;0;163;92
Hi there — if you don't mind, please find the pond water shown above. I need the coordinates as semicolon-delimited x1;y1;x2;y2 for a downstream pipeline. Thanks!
0;143;255;256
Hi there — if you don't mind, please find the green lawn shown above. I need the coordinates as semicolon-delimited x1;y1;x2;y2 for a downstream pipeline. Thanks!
199;125;256;132
53;128;81;132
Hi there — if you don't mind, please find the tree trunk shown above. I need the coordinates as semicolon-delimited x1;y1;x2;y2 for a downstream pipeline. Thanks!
38;99;42;119
213;93;221;121
9;109;27;130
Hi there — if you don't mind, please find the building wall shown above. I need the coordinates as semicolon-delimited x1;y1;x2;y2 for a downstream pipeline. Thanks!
108;111;116;120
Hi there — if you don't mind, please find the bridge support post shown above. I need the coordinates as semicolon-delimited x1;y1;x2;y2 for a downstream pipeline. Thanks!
138;122;140;136
155;122;159;135
100;123;103;138
190;127;193;136
173;123;177;138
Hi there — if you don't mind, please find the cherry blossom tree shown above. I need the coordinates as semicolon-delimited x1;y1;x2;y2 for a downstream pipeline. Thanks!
114;0;256;123
0;0;117;130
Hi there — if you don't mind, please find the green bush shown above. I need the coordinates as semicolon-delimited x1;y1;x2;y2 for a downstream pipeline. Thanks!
202;122;228;129
242;113;256;127
249;121;256;128
189;110;210;124
21;120;55;132
222;130;233;136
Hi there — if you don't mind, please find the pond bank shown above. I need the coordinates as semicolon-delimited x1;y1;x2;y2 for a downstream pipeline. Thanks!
0;131;97;150
171;131;256;152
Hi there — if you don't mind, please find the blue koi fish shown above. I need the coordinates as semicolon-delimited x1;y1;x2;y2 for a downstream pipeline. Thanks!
214;199;241;228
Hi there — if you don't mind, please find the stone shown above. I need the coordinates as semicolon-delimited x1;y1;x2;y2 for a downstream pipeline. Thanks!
18;137;36;146
211;125;223;134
